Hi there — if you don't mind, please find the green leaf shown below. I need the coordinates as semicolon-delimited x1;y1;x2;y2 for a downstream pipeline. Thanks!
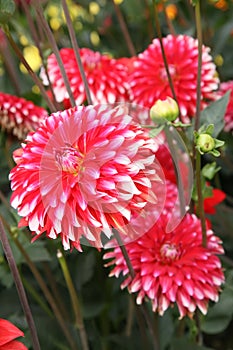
199;91;230;137
149;125;164;138
202;162;221;180
171;337;213;350
0;0;15;23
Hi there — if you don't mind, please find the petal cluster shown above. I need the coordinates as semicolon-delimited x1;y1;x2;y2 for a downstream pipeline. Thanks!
0;318;27;350
0;92;48;139
218;80;233;132
41;48;130;107
129;34;219;122
10;104;163;250
104;207;224;318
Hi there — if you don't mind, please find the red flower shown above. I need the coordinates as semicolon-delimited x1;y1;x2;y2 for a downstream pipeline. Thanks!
41;48;130;107
0;319;27;350
218;80;233;132
0;92;48;139
104;211;224;318
129;34;219;122
204;187;226;215
10;104;164;250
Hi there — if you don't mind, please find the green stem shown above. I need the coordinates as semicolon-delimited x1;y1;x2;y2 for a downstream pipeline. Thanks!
153;2;178;106
21;275;54;318
111;0;136;56
112;228;159;350
20;0;61;111
3;26;56;113
61;0;93;105
32;0;76;107
0;219;41;350
194;0;203;132
196;152;207;246
164;125;186;218
57;249;89;350
9;231;78;350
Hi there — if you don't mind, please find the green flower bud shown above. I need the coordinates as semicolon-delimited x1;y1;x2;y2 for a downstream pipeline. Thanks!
150;97;179;123
196;133;215;153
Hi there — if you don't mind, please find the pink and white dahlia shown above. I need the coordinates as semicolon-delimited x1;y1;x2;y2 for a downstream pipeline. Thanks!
0;92;48;139
218;80;233;132
10;104;164;250
41;48;130;108
129;34;219;122
104;212;224;318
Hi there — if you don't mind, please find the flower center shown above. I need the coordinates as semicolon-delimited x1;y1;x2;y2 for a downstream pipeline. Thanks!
82;51;101;70
160;242;180;262
55;145;83;175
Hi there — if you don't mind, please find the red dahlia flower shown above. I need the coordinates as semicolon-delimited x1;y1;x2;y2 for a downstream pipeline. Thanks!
41;48;130;108
218;80;233;132
10;104;164;250
0;92;48;139
129;34;219;122
0;318;27;350
104;212;224;318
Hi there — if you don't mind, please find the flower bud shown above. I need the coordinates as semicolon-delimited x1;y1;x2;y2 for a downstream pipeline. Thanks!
150;97;179;123
196;133;215;153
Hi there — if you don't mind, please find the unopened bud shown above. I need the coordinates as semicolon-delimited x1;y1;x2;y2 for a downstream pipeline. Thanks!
196;133;215;153
150;97;179;123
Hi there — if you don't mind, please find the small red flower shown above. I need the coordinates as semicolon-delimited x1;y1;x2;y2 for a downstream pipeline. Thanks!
0;319;27;350
204;187;226;215
0;92;48;139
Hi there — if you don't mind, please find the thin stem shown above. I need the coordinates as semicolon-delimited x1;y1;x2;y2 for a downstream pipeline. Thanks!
194;311;203;345
42;262;70;321
9;231;78;350
0;219;41;350
143;0;154;41
32;0;76;107
57;249;89;350
0;40;21;95
194;0;202;132
61;0;92;105
162;2;176;36
196;152;207;246
20;0;61;111
111;0;136;56
125;297;134;336
164;125;186;217
112;228;159;350
3;26;56;113
21;276;54;318
153;3;178;106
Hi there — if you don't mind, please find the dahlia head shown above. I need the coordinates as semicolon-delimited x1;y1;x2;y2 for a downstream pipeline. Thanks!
10;104;166;250
0;92;48;139
41;48;130;108
129;34;219;122
104;209;224;318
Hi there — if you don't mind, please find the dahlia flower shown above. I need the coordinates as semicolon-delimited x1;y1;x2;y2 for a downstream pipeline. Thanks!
41;48;130;108
10;104;165;250
0;92;48;139
104;211;224;318
0;318;27;350
218;80;233;132
129;34;219;122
